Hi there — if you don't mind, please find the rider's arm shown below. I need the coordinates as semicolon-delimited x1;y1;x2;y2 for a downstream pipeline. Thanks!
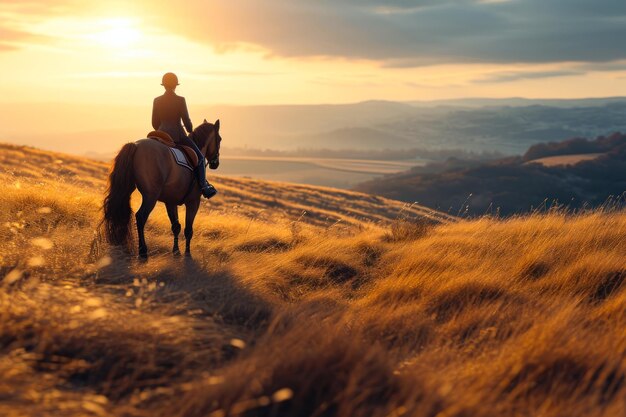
181;97;193;134
151;98;160;130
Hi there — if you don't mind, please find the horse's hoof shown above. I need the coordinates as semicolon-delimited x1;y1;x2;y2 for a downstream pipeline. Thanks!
138;254;148;262
173;249;181;257
185;251;192;259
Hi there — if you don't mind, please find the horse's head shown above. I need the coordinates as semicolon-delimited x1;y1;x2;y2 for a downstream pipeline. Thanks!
193;119;222;170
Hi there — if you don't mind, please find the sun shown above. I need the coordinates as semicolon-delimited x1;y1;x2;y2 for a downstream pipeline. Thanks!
91;18;142;48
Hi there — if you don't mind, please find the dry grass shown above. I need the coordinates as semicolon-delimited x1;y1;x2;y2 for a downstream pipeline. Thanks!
1;144;626;417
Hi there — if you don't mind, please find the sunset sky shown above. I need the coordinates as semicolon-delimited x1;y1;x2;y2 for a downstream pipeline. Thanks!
1;0;626;151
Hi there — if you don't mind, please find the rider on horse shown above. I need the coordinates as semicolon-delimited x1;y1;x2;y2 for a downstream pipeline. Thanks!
152;72;217;199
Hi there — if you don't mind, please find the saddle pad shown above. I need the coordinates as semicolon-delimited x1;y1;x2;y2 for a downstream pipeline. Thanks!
179;145;199;167
147;130;199;168
169;147;194;171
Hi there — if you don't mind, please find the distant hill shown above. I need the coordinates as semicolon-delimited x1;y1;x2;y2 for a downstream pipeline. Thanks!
274;127;415;150
4;98;626;156
211;100;626;154
380;102;626;154
409;97;626;108
0;143;450;226
356;133;626;216
196;100;425;150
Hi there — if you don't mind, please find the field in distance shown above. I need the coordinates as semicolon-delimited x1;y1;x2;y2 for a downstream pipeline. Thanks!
219;155;423;188
1;142;626;417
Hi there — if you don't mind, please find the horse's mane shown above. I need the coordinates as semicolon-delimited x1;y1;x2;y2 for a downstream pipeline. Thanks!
191;122;215;148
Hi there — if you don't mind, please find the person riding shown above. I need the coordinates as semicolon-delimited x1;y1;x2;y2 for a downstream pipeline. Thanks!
152;72;217;199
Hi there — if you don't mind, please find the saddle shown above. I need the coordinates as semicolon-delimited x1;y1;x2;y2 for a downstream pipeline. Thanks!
147;131;199;170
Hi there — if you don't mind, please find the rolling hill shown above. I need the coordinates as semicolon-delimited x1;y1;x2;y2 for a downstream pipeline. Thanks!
357;133;626;216
0;143;449;227
1;143;626;417
188;99;626;154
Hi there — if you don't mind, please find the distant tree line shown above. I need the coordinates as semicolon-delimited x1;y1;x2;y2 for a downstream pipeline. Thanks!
523;132;626;162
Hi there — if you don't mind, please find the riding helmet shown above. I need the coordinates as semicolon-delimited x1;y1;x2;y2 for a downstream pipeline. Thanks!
161;72;180;88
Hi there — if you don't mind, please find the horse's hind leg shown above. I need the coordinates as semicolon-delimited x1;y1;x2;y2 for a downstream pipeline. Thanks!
166;203;181;256
184;199;200;257
136;194;158;259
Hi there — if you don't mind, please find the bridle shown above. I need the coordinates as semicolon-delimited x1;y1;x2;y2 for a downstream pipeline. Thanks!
190;124;220;166
207;149;220;167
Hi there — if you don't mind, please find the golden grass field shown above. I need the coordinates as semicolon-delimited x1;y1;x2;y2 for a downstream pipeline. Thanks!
1;143;625;417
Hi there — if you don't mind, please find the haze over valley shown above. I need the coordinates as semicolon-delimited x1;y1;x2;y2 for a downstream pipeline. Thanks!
6;97;626;155
4;97;626;189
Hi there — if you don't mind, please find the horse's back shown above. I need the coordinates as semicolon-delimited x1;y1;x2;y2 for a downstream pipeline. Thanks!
133;139;193;203
134;139;170;177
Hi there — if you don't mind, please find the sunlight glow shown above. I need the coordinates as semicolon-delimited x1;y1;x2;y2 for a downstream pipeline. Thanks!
89;18;142;48
1;2;624;110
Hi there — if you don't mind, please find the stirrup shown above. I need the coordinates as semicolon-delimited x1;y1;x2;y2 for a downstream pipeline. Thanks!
201;183;217;199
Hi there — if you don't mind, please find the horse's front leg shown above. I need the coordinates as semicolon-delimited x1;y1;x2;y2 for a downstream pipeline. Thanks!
135;194;158;259
184;199;200;257
166;203;181;256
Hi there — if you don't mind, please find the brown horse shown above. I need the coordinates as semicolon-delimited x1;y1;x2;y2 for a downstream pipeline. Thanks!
103;119;222;258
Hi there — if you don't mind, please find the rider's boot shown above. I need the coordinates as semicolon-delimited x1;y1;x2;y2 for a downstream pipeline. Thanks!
194;160;217;199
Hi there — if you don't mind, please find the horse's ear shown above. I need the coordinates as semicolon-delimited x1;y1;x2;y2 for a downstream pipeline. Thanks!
215;119;220;131
203;118;208;124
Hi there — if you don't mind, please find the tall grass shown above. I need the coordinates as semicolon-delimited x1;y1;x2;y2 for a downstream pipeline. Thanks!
1;145;625;417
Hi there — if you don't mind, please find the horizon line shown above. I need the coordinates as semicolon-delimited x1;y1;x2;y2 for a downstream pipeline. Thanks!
1;95;626;108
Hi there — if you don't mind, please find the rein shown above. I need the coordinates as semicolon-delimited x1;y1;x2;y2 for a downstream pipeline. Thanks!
178;125;218;205
190;126;218;165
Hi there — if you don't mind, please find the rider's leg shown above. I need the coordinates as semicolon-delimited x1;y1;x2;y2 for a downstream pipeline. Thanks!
193;163;217;199
179;135;204;165
180;135;217;199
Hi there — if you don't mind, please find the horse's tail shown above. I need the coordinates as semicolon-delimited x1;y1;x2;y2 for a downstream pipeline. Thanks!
103;142;137;250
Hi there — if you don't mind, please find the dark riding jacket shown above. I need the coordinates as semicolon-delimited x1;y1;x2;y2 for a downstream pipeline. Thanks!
152;91;193;143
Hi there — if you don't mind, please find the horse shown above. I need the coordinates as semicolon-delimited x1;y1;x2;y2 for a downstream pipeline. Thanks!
103;119;222;258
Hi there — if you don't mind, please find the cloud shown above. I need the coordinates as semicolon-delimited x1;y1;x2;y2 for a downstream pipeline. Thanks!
4;0;626;72
578;61;626;72
0;1;70;52
154;0;626;67
0;26;47;51
0;0;87;14
474;70;586;84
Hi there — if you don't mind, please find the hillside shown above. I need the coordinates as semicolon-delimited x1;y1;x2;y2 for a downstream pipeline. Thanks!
356;133;626;216
0;143;449;227
1;144;626;417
